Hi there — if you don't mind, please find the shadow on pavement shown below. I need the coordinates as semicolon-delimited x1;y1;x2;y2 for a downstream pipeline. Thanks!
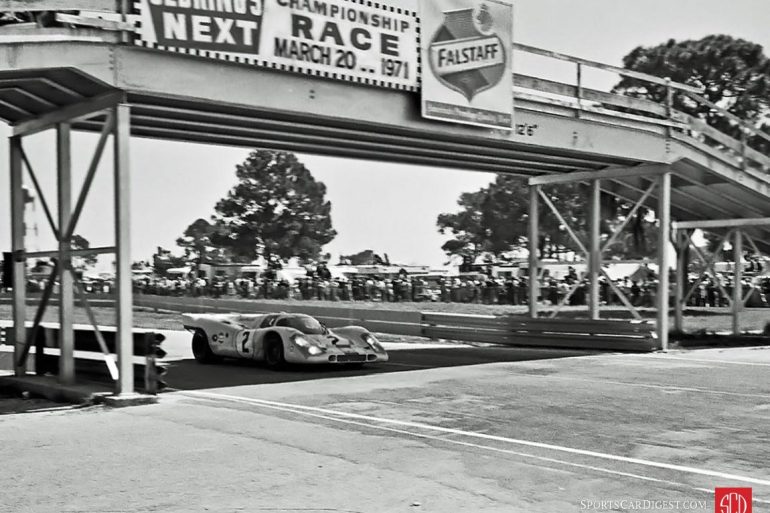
166;345;600;391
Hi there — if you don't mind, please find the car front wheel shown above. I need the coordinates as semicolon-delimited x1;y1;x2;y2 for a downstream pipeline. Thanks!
264;338;285;370
192;330;219;364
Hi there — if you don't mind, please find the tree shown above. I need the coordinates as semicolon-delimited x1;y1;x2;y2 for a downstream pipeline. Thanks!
212;151;336;262
613;35;770;152
438;176;660;261
71;234;98;269
176;218;228;267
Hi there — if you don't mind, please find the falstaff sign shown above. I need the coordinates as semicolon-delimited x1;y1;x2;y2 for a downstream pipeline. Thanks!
420;0;513;129
135;0;420;91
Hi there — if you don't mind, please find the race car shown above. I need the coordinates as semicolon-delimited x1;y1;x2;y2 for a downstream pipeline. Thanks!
182;312;389;368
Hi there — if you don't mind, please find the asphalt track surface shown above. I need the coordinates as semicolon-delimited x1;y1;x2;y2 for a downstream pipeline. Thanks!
1;331;769;512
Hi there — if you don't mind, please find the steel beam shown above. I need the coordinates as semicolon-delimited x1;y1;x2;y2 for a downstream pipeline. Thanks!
25;246;116;259
733;231;742;335
57;123;74;385
12;91;123;138
528;164;669;186
528;185;539;318
588;179;600;319
10;136;26;376
657;173;672;351
672;217;770;230
114;104;133;396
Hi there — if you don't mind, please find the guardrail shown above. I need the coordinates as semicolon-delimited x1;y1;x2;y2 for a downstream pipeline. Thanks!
423;312;658;352
135;294;657;351
511;43;770;174
134;295;424;337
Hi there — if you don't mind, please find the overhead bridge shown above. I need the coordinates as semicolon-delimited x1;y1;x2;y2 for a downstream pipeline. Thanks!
3;2;770;396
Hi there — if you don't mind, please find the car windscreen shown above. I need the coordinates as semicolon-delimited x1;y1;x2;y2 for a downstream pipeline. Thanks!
276;316;326;335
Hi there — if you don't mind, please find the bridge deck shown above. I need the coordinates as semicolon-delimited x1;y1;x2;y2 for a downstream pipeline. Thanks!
0;28;768;248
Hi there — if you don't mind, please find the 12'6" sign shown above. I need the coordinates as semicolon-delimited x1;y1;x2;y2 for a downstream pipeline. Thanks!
135;0;419;91
420;0;513;129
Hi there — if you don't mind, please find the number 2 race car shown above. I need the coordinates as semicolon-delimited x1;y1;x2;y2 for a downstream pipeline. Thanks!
182;312;389;368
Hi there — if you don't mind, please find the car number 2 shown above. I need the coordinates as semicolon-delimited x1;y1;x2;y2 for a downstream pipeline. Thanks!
240;332;250;353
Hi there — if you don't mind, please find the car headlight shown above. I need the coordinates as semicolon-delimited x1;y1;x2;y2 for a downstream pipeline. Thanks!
292;335;311;348
361;333;384;352
308;346;323;356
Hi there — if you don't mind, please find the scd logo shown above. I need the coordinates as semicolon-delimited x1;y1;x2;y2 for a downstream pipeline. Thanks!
715;488;752;513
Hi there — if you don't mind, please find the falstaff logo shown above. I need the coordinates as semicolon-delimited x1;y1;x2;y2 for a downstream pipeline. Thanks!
427;3;506;101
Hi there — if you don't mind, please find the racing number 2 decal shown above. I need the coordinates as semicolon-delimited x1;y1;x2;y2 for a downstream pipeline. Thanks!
240;332;250;353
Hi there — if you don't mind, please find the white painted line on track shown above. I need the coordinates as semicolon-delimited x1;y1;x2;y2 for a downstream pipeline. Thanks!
180;390;770;488
646;355;770;367
518;374;770;400
182;391;674;485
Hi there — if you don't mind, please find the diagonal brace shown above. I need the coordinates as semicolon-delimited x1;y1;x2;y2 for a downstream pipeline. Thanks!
601;181;656;254
538;188;588;257
19;143;59;240
70;270;119;380
63;111;115;242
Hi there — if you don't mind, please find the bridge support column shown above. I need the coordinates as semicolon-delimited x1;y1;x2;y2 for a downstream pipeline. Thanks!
10;136;26;376
657;172;671;351
588;179;601;319
732;230;742;336
528;184;539;318
673;229;687;333
114;103;134;396
57;123;75;385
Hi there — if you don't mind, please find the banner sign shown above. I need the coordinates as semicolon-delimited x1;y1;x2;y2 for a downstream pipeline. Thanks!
135;0;419;91
419;0;513;129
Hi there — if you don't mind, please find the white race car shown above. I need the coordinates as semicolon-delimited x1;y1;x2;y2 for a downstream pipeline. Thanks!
182;312;389;368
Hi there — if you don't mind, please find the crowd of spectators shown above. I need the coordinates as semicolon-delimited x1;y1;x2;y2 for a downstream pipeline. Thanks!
127;264;770;308
8;261;768;309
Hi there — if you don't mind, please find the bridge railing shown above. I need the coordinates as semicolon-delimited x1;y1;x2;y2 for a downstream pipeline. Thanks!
513;43;770;174
1;8;767;173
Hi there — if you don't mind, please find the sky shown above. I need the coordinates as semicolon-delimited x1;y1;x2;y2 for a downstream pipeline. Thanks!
1;0;769;269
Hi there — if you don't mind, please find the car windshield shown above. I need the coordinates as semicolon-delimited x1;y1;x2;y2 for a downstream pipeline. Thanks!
278;316;326;335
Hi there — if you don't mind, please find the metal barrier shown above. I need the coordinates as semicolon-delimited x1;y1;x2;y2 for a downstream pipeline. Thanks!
1;326;167;393
134;295;424;337
422;312;658;352
135;294;657;352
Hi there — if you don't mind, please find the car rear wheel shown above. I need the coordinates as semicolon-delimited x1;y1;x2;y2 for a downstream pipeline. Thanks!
264;337;285;370
192;330;219;364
